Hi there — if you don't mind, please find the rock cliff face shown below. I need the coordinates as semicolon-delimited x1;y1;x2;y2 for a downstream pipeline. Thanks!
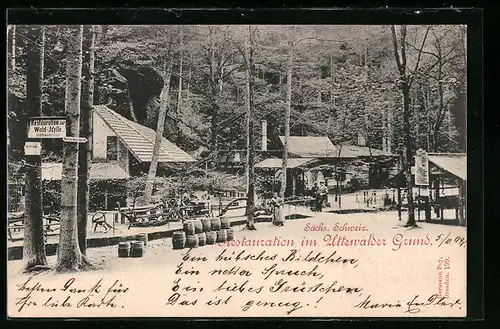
116;62;165;128
106;61;183;145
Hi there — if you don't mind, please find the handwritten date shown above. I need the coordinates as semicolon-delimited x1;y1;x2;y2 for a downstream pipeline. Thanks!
436;233;466;248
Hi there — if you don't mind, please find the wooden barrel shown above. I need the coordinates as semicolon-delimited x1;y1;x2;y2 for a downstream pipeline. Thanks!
226;228;234;241
216;229;227;243
193;219;203;233
201;218;212;232
210;217;221;231
220;217;230;229
118;241;130;258
172;231;186;250
198;232;207;246
130;241;144;257
206;231;217;245
183;220;196;235
186;234;199;248
137;233;148;246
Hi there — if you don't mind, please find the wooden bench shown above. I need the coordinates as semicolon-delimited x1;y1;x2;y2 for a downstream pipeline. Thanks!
117;203;186;229
432;195;460;219
189;201;212;217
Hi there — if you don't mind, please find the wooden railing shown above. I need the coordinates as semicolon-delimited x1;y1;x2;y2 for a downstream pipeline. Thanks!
116;200;213;229
7;212;61;242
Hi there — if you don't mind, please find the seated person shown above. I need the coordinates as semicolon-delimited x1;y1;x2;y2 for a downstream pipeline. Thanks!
181;192;192;206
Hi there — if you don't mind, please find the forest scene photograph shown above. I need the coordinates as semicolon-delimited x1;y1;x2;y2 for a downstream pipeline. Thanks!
7;23;469;318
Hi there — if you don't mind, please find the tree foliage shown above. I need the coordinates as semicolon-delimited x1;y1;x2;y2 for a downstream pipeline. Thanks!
8;24;466;173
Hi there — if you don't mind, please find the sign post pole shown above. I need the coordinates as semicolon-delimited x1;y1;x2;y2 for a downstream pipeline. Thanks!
22;25;49;271
24;115;68;268
415;148;430;222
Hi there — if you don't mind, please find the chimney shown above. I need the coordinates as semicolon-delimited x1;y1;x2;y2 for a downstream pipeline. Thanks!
261;120;267;151
357;131;366;146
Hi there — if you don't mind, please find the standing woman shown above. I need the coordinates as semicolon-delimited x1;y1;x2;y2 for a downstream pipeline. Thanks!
270;192;285;227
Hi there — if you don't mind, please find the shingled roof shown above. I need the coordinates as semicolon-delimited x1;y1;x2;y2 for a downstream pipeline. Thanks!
41;162;129;181
255;157;316;169
428;153;467;181
278;136;394;158
279;136;336;157
93;105;195;163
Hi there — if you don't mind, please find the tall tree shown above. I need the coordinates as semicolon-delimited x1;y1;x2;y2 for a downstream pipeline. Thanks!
10;25;16;70
143;37;174;204
23;25;48;272
176;29;184;115
280;27;295;198
412;26;464;152
245;26;257;231
77;25;96;255
390;25;430;227
56;25;92;272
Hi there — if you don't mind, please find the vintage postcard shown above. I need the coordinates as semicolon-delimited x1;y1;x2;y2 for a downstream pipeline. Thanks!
7;23;468;318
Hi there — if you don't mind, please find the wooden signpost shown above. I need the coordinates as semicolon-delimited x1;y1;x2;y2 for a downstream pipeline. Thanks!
414;149;431;222
27;116;67;139
24;142;42;156
63;137;88;143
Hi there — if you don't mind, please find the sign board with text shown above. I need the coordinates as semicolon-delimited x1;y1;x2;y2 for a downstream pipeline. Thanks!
414;148;429;186
28;117;67;138
24;142;42;156
63;137;88;143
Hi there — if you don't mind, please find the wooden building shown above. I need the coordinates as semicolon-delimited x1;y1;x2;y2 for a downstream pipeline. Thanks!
8;106;196;213
426;153;466;226
92;105;195;177
255;135;397;197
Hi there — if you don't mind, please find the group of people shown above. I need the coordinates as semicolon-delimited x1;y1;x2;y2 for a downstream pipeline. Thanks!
310;181;328;212
268;181;328;226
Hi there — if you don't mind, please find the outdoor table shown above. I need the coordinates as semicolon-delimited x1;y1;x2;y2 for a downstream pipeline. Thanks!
189;200;211;217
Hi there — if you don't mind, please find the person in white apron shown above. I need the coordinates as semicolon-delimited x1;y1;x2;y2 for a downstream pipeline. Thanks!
270;192;285;226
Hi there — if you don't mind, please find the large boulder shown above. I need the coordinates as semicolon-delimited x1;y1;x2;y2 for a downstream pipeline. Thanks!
117;61;165;128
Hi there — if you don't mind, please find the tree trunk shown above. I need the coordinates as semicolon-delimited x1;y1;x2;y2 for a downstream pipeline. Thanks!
176;30;183;115
387;104;393;153
77;25;95;255
219;53;224;94
211;104;219;152
209;27;219;152
127;82;137;122
382;106;387;151
402;83;416;226
421;83;430;151
330;54;334;107
23;25;48;272
364;46;368;68
56;25;92;272
281;30;294;198
10;25;16;70
460;26;467;151
143;39;174;205
186;52;192;102
413;88;419;147
426;84;433;151
245;26;256;231
390;25;417;227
